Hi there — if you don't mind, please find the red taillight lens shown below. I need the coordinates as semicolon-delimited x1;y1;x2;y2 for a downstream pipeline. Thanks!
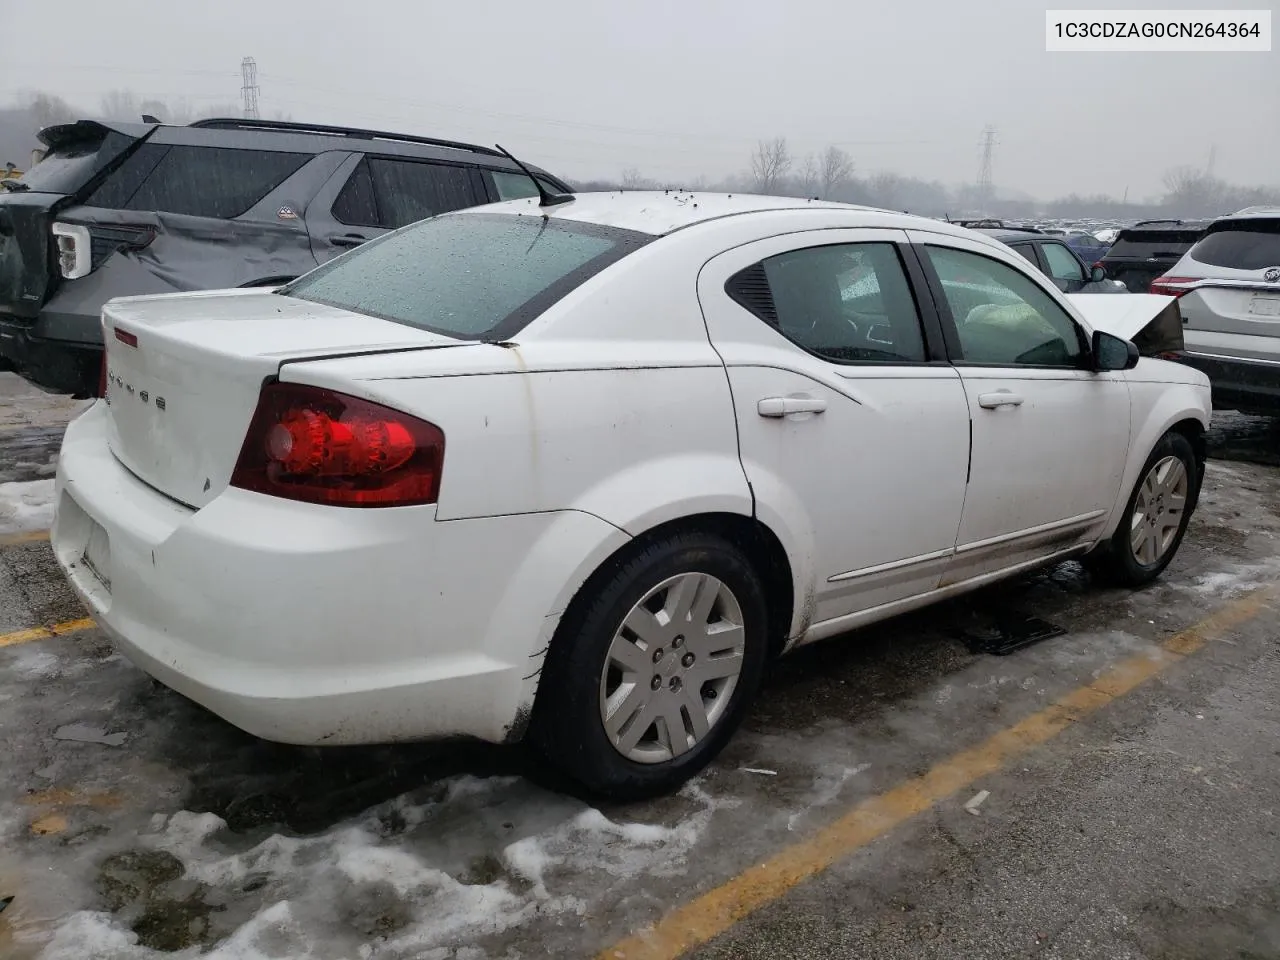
230;382;444;507
1150;276;1198;298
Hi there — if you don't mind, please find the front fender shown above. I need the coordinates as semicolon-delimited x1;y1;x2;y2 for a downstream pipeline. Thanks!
1101;377;1211;539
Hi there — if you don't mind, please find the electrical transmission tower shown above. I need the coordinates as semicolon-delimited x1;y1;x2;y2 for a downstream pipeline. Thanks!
240;57;260;120
977;126;997;207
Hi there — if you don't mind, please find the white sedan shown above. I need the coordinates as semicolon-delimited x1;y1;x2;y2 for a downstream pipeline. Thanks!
52;193;1211;798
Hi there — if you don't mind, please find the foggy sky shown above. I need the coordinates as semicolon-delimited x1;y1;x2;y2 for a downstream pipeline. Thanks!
2;0;1274;200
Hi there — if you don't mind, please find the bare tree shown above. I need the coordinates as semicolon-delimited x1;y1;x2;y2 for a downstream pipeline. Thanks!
1162;164;1220;215
100;90;140;120
750;137;792;194
621;167;647;190
797;153;819;197
22;91;76;130
820;146;854;198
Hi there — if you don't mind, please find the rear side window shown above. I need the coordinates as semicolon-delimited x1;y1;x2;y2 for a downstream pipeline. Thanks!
282;212;651;340
368;159;477;228
726;242;927;364
1190;220;1280;271
120;146;309;219
84;143;168;208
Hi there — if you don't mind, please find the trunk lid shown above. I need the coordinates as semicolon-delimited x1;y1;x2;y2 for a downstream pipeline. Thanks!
102;289;465;508
0;121;148;319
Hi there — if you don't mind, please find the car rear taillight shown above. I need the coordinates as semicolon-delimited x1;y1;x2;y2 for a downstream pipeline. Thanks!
230;382;444;508
1150;276;1198;297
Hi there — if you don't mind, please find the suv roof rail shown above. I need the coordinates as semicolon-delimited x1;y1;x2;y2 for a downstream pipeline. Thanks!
187;117;505;157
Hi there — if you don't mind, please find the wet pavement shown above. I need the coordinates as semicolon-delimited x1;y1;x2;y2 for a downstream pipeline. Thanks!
0;372;1278;959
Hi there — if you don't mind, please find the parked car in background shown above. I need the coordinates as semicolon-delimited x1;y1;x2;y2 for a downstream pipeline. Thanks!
1062;231;1111;266
1153;208;1280;414
973;225;1127;294
0;117;571;397
1099;219;1210;293
54;193;1209;798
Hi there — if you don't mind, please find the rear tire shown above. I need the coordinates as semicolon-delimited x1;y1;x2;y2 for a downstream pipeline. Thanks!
1086;431;1198;587
530;531;768;800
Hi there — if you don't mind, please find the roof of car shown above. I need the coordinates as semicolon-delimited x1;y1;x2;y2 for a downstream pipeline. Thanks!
1218;206;1280;222
472;190;973;239
41;116;566;184
973;227;1052;242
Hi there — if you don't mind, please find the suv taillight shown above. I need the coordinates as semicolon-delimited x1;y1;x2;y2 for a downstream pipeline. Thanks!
230;382;445;508
52;223;93;280
1150;276;1198;297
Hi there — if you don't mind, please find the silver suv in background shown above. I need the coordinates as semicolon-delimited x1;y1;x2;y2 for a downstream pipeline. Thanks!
1153;208;1280;415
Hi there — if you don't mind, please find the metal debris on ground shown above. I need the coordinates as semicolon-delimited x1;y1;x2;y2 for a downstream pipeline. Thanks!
954;610;1067;656
52;723;128;746
740;768;778;776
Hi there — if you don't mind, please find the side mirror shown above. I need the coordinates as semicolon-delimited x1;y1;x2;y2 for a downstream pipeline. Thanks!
1092;330;1139;371
1090;264;1106;282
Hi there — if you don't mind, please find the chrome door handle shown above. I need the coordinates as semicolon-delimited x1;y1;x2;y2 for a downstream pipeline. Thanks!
758;395;827;418
977;391;1025;409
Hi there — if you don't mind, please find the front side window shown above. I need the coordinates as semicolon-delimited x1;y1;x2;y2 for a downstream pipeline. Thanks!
123;146;309;219
926;245;1085;368
283;212;651;340
489;170;567;202
726;242;927;364
367;159;477;229
1041;242;1085;283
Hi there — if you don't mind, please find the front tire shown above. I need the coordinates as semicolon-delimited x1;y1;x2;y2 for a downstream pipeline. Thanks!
1087;431;1198;587
530;531;768;799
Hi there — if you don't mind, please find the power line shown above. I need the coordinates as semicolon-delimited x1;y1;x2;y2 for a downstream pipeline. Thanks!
240;57;260;120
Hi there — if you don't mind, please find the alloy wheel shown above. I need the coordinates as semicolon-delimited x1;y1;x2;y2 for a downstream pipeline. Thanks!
1129;455;1189;566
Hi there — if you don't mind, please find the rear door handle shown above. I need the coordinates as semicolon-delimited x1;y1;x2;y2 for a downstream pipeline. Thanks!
758;395;827;418
329;233;369;248
977;390;1025;409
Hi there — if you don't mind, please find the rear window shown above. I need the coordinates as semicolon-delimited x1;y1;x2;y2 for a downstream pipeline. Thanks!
20;129;136;195
1190;220;1280;271
282;212;652;340
103;145;310;219
1107;230;1203;260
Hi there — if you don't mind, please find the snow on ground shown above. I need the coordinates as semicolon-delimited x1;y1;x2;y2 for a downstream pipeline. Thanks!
27;776;734;960
0;478;55;536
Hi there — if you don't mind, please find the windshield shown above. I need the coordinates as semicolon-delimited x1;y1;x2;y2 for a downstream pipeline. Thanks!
283;212;652;340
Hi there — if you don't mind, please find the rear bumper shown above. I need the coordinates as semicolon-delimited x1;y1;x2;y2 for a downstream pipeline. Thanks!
52;403;620;745
1179;351;1280;415
0;317;101;396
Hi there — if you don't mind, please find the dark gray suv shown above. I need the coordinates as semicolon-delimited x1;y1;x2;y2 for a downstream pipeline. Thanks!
0;117;571;397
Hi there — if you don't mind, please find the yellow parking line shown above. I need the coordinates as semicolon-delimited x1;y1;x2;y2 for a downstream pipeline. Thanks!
0;529;50;547
0;617;96;649
602;585;1279;960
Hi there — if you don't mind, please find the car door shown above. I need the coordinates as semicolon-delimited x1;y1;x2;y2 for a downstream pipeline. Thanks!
911;232;1132;583
305;154;487;263
698;230;971;634
1038;239;1089;293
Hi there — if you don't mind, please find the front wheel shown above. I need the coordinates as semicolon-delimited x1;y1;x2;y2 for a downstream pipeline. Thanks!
1086;431;1198;587
530;531;769;799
